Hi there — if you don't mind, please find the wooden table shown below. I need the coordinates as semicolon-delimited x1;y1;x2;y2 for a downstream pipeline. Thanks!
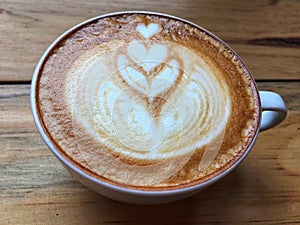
1;1;299;224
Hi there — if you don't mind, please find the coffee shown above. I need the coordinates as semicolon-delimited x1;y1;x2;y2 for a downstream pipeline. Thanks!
36;13;260;190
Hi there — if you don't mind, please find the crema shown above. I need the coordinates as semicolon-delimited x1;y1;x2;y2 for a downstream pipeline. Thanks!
37;13;260;189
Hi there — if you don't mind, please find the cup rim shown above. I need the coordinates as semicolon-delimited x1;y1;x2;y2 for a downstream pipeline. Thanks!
31;11;261;196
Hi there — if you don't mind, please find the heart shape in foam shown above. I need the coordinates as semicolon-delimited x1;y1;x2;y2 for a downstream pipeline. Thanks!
127;42;167;73
118;54;179;97
136;23;160;39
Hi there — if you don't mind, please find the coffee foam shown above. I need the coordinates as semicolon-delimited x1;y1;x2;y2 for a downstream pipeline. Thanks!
37;13;260;188
67;40;231;157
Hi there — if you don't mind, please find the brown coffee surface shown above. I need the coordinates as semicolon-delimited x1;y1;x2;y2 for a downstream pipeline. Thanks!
36;13;260;190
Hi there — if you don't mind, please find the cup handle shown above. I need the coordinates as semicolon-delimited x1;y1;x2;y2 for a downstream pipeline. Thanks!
259;91;287;131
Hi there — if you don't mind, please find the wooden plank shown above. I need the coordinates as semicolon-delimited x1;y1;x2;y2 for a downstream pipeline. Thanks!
0;82;299;224
0;0;299;82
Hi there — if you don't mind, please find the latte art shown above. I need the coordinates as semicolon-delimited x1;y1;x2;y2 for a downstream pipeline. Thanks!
64;22;231;185
37;13;259;188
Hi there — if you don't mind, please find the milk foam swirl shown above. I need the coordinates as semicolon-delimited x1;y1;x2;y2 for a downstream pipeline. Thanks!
65;23;231;185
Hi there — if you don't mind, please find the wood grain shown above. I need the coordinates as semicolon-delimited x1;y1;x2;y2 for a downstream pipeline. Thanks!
1;0;299;224
1;82;299;224
0;0;299;82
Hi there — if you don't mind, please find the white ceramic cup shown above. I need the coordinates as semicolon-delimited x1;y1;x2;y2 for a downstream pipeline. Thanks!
31;11;287;205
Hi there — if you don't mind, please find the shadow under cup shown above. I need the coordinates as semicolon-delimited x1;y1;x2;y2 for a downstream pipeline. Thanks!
30;11;287;204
